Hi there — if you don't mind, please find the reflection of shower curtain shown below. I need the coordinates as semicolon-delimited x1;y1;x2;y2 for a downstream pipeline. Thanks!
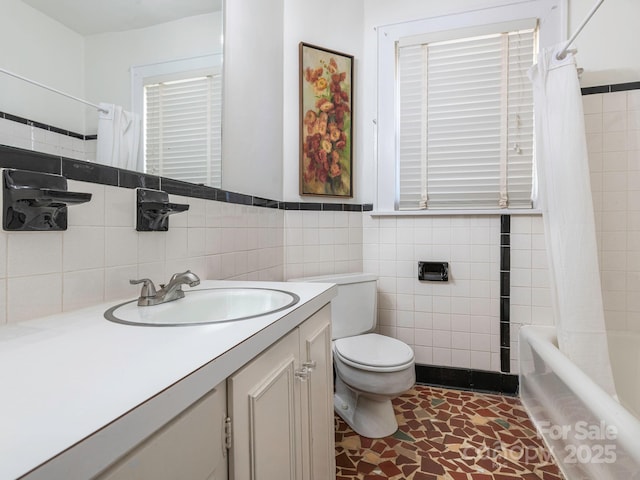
96;102;141;171
529;46;617;397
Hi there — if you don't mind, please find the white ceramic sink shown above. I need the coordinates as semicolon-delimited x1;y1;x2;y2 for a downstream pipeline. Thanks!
104;288;300;326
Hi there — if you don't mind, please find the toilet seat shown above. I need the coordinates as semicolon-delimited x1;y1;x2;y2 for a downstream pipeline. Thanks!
333;333;414;373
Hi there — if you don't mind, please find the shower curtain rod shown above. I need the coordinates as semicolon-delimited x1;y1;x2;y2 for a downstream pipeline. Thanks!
0;66;109;114
556;0;605;60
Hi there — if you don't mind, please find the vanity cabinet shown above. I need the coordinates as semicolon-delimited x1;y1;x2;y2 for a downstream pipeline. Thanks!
3;280;337;480
93;304;333;480
97;383;228;480
227;304;335;480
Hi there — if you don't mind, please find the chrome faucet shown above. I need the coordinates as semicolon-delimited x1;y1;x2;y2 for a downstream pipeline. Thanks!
130;270;201;306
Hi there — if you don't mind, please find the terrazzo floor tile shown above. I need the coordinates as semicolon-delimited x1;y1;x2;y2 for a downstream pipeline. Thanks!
335;385;564;480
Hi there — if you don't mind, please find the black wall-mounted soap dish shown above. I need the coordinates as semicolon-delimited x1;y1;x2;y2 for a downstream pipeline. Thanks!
136;188;189;232
2;169;92;231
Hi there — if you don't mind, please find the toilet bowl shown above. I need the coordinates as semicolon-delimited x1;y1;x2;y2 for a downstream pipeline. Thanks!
289;272;415;438
333;332;415;438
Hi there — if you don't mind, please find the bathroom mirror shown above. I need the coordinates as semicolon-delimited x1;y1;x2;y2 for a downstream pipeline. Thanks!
4;0;223;187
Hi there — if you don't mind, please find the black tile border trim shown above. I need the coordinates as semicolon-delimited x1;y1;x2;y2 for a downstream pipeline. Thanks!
0;144;371;212
415;364;518;396
500;214;511;374
581;81;640;96
0;111;92;140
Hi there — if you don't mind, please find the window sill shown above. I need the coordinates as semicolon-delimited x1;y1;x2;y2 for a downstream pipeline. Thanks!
369;208;543;217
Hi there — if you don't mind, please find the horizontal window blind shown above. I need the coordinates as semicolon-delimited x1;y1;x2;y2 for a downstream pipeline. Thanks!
397;27;536;210
145;74;222;187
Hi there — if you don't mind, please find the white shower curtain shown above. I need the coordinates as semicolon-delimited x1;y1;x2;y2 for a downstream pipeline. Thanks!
96;102;141;171
529;46;617;397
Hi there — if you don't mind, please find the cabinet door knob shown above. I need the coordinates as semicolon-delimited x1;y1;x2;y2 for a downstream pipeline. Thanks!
302;360;317;372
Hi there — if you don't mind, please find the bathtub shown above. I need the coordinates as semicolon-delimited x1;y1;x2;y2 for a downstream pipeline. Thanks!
519;326;640;480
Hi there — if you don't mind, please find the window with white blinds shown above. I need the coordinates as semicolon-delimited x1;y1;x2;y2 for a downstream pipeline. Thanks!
144;74;222;187
397;26;536;210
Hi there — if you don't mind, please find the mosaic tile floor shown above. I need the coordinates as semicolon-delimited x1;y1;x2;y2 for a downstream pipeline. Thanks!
335;385;564;480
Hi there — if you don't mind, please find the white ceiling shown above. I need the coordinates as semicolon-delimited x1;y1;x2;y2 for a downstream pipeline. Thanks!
22;0;222;36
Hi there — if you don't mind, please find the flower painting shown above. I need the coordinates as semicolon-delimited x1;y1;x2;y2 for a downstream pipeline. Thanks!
299;43;353;197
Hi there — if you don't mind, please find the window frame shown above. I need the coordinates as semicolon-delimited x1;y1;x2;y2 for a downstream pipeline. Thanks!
375;0;566;214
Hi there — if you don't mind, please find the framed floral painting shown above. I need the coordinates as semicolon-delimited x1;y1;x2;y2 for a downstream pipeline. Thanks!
299;42;353;197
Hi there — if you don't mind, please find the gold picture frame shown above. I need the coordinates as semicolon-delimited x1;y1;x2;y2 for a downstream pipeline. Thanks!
299;42;353;198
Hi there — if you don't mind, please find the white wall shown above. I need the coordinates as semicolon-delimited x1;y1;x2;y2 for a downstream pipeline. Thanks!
0;0;85;133
225;0;365;203
84;12;222;132
363;0;640;89
281;0;365;203
0;2;222;136
222;0;284;201
570;0;640;87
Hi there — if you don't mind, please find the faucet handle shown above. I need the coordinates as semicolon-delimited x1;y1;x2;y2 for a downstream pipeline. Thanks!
129;278;157;298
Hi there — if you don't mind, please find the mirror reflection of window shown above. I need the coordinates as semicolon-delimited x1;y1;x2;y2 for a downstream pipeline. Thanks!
145;75;222;186
132;55;222;188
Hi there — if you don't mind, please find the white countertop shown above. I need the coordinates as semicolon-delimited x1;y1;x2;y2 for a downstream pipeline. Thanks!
0;280;336;480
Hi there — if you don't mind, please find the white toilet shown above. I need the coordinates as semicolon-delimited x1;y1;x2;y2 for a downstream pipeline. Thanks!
292;272;415;438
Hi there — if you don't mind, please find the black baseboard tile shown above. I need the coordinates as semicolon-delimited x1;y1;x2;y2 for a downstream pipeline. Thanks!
581;85;609;96
500;271;510;297
343;204;363;212
118;170;161;190
611;81;640;92
62;158;119;186
500;321;511;348
280;202;300;210
582;81;640;95
299;202;322;211
500;347;511;373
1;145;379;212
252;197;279;209
321;203;343;211
0;145;61;174
500;246;510;271
500;297;510;323
415;364;518;396
500;214;510;233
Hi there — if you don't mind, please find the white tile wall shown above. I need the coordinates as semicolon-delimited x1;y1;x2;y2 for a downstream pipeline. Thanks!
0;119;93;162
283;210;363;279
0;181;285;324
585;89;640;333
362;215;503;372
0;116;289;324
2;87;637;373
508;215;553;373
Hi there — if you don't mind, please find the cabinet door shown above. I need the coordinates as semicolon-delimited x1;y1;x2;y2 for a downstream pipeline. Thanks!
97;383;227;480
298;305;335;480
227;329;302;480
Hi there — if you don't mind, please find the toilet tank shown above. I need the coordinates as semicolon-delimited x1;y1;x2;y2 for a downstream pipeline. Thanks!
288;272;377;339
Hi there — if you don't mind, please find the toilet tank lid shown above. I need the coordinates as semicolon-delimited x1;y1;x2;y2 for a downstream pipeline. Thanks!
288;272;377;285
